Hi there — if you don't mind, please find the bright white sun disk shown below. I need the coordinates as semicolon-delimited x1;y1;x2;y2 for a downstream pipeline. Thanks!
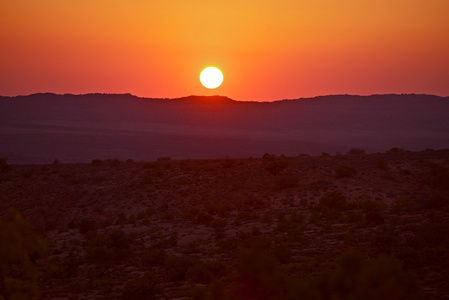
200;67;223;89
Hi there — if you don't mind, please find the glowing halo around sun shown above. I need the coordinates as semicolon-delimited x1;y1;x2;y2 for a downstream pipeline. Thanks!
200;67;223;89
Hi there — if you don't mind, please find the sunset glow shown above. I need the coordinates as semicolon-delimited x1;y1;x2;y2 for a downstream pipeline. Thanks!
1;0;448;100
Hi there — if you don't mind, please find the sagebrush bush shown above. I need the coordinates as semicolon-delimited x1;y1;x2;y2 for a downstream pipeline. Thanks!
84;229;133;263
78;218;97;235
121;272;161;300
334;165;357;178
265;160;289;176
91;159;104;166
0;157;12;173
348;148;366;155
318;191;348;211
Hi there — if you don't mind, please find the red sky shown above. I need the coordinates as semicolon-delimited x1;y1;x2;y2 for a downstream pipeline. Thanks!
1;0;448;101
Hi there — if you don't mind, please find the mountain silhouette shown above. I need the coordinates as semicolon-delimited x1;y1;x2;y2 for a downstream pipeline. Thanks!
1;93;448;163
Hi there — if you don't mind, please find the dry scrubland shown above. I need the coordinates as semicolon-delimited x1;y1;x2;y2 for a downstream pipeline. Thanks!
1;148;449;299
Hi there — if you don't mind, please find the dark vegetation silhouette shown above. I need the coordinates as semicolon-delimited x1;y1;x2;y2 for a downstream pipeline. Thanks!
0;209;48;300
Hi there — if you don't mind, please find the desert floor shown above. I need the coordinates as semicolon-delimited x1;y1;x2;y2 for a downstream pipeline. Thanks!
1;148;449;299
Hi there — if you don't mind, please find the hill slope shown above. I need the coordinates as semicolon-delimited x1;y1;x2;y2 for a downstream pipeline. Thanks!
1;93;448;163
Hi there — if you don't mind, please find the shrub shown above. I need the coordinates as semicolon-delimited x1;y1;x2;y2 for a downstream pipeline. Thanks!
141;174;153;185
232;238;289;299
377;160;388;170
91;159;104;166
193;211;214;226
273;174;298;190
78;218;97;235
164;255;196;282
420;193;449;210
273;243;292;264
362;200;385;225
143;161;162;170
141;248;167;267
423;163;449;191
84;229;133;263
110;159;121;167
262;153;275;161
348;148;366;155
157;156;171;161
265;161;288;176
294;251;423;300
318;191;348;211
334;165;357;178
0;157;12;173
0;209;49;299
121;272;161;300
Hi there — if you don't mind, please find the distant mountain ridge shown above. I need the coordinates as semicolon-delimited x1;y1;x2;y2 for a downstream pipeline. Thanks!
2;92;447;102
1;93;448;163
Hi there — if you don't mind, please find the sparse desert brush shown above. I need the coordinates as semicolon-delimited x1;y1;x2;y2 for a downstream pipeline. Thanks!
109;159;121;167
84;229;134;263
217;236;239;252
388;147;406;153
0;157;12;173
390;195;420;214
0;209;49;299
157;156;171;161
377;160;388;170
361;200;385;225
78;218;97;235
423;162;449;191
141;247;167;267
405;222;449;249
273;174;298;190
137;208;153;220
299;251;423;300
121;272;162;300
141;173;153;184
210;218;227;231
320;152;331;157
193;211;214;226
164;255;197;282
114;212;128;225
420;193;449;210
91;159;104;166
348;148;366;155
143;161;162;170
264;160;289;175
155;233;178;249
262;153;276;161
231;237;288;299
334;165;357;178
318;191;348;211
43;255;81;280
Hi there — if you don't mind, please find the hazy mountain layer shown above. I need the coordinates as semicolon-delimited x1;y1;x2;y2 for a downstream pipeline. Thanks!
1;93;448;163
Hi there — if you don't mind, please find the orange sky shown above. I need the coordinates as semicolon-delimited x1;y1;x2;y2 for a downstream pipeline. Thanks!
1;0;448;101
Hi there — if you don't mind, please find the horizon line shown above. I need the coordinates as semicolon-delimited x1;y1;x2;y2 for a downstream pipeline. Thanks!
1;92;448;103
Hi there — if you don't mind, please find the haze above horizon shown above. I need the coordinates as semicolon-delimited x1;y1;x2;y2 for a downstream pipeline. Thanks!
1;0;448;101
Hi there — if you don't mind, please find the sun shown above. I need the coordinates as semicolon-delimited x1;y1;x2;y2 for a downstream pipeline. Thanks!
200;67;223;89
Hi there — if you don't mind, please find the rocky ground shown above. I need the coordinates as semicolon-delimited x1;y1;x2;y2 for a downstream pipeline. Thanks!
1;148;449;299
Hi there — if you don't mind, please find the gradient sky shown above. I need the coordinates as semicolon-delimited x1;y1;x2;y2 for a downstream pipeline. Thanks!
1;0;448;101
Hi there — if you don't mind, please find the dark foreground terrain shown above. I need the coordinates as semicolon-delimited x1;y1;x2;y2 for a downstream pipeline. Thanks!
1;149;449;299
